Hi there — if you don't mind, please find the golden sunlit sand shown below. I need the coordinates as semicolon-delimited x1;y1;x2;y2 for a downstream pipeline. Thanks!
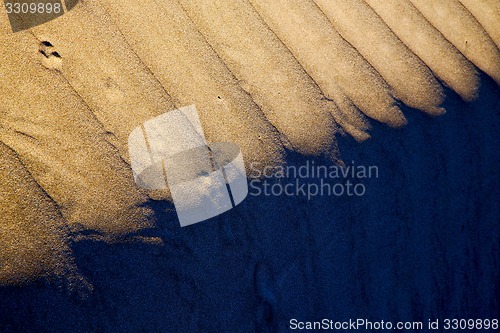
0;0;498;287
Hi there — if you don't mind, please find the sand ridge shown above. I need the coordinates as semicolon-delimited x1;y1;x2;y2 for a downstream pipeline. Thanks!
0;0;499;286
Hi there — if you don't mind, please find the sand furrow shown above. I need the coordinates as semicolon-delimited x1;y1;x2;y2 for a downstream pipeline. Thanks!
0;0;498;289
248;0;406;128
365;0;479;101
96;0;285;164
314;0;445;116
0;32;152;236
0;142;74;285
410;0;500;84
28;2;178;161
174;0;337;155
459;0;500;49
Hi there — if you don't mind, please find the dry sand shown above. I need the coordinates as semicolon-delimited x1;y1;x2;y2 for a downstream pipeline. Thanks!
0;0;498;287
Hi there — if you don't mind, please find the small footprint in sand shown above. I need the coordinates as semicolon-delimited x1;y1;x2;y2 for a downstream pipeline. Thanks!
105;77;125;102
39;41;62;70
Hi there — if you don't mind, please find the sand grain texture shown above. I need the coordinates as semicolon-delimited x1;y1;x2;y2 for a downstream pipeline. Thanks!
0;0;499;287
176;0;337;155
0;142;74;285
0;31;153;237
410;0;500;84
459;0;500;49
97;0;286;165
314;0;446;116
249;0;407;126
365;0;480;101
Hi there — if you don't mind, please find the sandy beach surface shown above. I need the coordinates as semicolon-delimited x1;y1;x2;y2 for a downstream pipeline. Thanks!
0;1;498;331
